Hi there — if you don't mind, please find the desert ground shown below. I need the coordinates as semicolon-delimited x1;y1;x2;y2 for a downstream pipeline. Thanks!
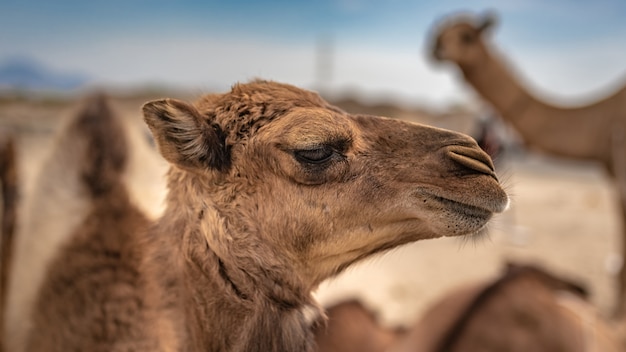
1;92;622;329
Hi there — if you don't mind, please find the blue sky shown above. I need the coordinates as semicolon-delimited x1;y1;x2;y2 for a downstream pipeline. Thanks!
2;0;626;108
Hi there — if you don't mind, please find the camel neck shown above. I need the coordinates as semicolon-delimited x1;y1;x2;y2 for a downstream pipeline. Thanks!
461;52;535;122
156;177;319;351
174;223;318;352
459;49;612;163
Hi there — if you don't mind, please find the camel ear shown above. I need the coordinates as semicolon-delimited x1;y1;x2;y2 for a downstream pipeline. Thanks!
478;11;498;33
142;99;230;171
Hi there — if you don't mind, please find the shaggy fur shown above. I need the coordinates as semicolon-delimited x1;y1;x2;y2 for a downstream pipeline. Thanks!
13;80;508;351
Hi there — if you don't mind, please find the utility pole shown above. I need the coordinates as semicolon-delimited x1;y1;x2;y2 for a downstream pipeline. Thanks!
315;33;333;96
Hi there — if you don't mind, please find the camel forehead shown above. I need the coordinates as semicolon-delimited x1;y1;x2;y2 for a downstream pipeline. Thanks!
263;107;353;147
195;80;333;142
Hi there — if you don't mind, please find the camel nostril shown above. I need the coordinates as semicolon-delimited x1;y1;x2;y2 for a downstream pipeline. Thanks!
446;145;496;179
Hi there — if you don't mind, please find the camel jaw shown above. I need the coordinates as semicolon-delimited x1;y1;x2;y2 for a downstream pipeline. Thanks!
414;187;509;238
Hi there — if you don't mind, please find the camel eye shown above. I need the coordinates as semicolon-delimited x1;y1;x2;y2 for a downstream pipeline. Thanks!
460;32;475;44
294;146;334;164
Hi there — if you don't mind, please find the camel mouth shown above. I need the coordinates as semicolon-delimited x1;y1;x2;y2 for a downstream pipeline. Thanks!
430;194;494;220
418;186;509;216
411;184;510;238
429;194;497;238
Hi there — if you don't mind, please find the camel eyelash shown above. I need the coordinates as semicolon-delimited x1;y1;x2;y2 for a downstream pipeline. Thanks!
292;137;351;164
293;146;335;164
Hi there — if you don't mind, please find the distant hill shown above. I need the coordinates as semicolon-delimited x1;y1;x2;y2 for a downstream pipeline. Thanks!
0;57;89;91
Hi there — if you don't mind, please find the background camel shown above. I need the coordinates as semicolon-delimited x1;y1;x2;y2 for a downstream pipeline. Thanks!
390;262;622;352
5;80;508;351
316;263;621;352
314;262;622;352
429;11;626;315
3;94;168;352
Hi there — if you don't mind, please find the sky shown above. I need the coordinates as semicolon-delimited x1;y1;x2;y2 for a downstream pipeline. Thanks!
2;0;626;109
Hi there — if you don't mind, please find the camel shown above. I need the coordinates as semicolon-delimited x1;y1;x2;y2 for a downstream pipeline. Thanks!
315;263;621;352
2;80;508;352
429;11;626;314
2;94;169;352
390;262;622;352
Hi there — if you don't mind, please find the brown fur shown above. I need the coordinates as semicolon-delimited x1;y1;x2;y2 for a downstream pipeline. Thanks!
17;80;508;351
314;300;406;352
429;12;626;315
391;263;621;352
0;131;17;352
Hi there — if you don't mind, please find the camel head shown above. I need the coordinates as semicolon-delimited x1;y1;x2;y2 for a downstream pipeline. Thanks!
430;11;498;68
142;80;509;294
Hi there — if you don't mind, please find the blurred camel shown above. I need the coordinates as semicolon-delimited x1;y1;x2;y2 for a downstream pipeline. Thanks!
3;95;167;352
430;11;626;315
318;263;621;352
391;262;622;352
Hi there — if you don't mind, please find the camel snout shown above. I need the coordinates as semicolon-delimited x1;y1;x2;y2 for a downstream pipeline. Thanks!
445;145;497;179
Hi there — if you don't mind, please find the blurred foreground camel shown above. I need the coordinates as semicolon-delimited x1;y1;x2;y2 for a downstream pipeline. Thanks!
430;12;626;315
317;263;622;352
2;80;508;351
393;263;621;352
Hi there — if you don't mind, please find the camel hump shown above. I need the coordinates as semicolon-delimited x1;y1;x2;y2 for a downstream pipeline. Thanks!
70;92;128;198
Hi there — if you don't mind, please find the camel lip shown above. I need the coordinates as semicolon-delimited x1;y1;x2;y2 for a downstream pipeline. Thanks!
431;194;493;219
417;188;508;216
